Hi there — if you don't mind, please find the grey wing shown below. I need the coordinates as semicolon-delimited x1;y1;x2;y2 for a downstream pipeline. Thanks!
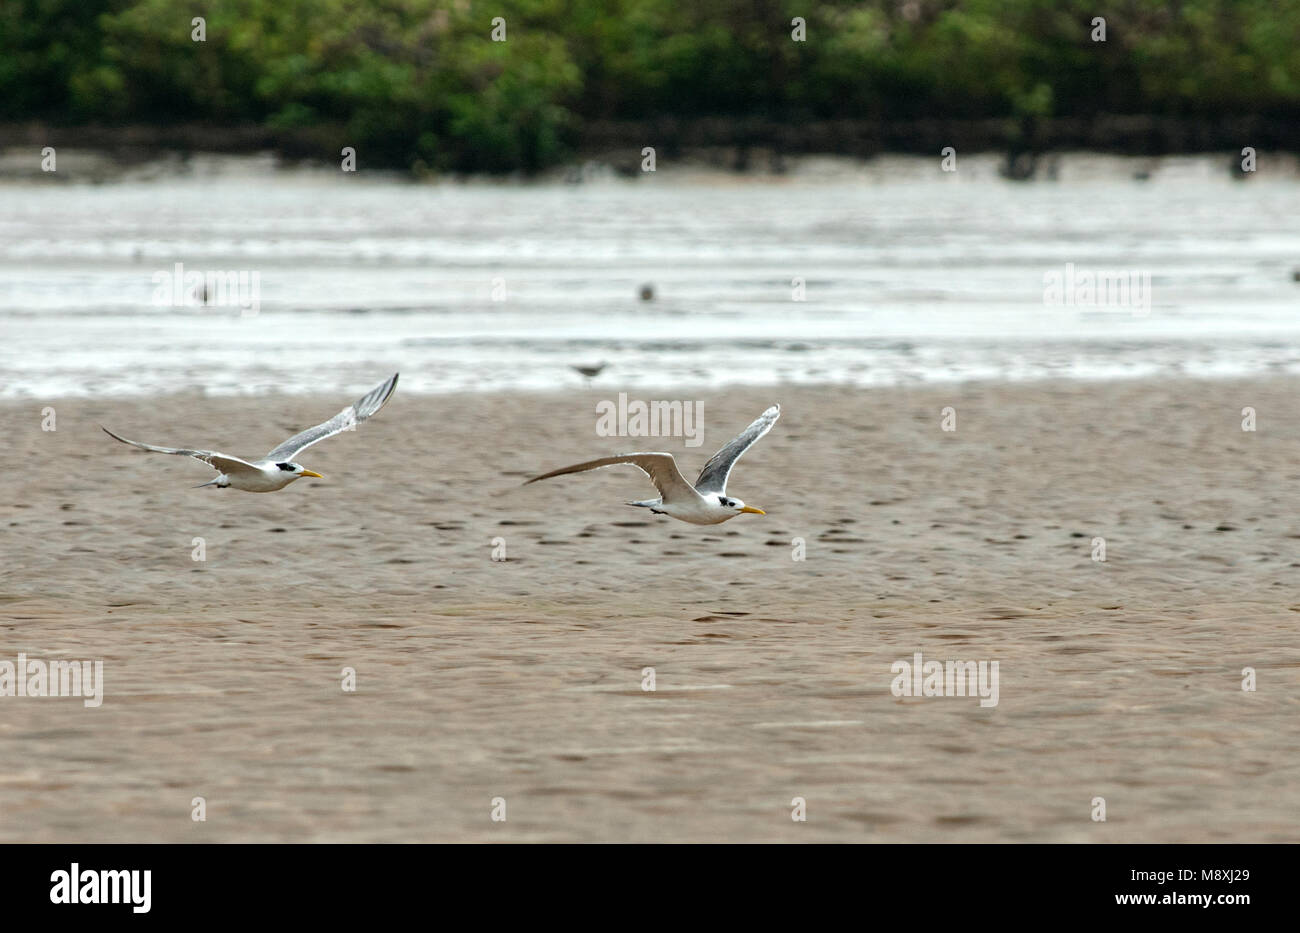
524;452;702;503
264;372;398;460
101;427;261;476
693;404;780;494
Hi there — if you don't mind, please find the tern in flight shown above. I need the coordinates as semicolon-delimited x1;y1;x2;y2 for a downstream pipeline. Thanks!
524;404;780;524
102;373;399;492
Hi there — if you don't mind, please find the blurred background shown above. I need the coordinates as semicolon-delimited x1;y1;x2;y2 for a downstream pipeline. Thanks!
5;0;1299;171
1;0;1298;397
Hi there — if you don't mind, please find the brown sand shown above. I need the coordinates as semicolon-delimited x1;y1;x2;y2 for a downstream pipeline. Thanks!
2;378;1298;842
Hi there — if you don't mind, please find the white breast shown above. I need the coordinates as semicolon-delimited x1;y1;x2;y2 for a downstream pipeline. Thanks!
662;497;734;525
227;464;299;492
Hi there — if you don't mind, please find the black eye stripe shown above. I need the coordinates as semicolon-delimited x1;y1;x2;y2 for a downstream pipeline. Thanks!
276;462;294;471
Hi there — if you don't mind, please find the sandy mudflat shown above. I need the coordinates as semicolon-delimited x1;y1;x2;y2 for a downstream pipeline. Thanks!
1;378;1298;842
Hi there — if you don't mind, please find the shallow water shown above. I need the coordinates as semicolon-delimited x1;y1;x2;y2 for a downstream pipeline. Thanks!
1;155;1297;398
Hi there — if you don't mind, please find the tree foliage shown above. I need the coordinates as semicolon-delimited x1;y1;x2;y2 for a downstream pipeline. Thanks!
2;0;1296;171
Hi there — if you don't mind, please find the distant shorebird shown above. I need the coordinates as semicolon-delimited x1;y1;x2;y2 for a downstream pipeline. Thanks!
639;284;655;301
102;373;399;492
571;361;608;383
524;404;780;524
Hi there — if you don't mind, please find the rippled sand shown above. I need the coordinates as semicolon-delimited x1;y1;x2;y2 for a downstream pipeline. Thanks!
2;378;1298;841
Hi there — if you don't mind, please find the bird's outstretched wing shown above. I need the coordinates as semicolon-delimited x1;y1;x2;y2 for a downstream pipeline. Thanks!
693;404;780;494
264;373;399;461
101;427;261;476
524;452;702;503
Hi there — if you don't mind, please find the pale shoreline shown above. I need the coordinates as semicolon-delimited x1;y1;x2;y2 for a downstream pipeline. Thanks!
2;376;1298;842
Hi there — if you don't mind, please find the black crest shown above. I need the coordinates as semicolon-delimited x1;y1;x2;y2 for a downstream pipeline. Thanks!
276;462;295;471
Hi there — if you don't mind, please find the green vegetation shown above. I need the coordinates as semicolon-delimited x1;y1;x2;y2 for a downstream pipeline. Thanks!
2;0;1297;172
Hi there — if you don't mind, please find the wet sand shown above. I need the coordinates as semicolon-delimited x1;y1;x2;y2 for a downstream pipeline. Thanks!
2;378;1298;842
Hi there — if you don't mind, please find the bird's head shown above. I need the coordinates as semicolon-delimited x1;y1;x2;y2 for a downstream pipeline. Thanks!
718;495;764;516
275;461;323;479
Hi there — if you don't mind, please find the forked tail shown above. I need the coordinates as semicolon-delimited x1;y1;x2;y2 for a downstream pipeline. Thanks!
626;498;663;510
